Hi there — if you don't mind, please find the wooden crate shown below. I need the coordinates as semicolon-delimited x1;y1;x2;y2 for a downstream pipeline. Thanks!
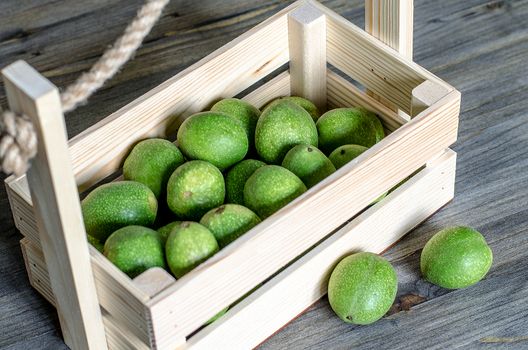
3;1;460;349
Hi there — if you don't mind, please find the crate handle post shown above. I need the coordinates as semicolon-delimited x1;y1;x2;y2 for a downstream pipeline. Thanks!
288;2;327;111
365;0;413;59
2;61;108;350
365;0;413;118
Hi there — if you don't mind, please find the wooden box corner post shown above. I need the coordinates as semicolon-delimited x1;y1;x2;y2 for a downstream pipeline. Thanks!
2;61;108;350
288;2;327;111
365;0;413;118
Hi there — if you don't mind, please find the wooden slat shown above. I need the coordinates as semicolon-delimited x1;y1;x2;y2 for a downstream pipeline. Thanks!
308;0;451;114
90;250;152;345
20;238;150;350
326;70;407;131
103;314;150;350
146;89;460;347
2;60;107;350
288;2;327;110
185;149;456;350
21;238;57;307
241;71;291;109
66;1;303;193
5;180;40;243
365;0;413;60
365;0;413;119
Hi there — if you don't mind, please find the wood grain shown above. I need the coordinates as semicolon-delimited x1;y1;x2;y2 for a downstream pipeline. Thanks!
365;0;413;59
365;0;413;119
411;79;452;117
0;1;527;350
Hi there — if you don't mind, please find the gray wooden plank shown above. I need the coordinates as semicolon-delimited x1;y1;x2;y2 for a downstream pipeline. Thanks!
0;0;527;349
4;332;68;350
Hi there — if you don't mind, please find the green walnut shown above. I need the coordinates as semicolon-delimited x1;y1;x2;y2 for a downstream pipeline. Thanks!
225;159;266;205
200;204;261;248
421;226;493;289
82;181;157;242
328;252;397;325
87;235;104;253
328;144;368;169
210;98;261;152
255;100;318;164
243;165;307;218
104;225;165;278
165;221;219;278
177;112;248;170
123;138;184;198
282;144;336;188
205;307;229;325
317;107;384;154
266;96;320;121
157;221;182;244
166;160;225;220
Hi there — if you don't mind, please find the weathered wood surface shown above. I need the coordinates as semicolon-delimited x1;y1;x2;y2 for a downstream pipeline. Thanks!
0;0;527;349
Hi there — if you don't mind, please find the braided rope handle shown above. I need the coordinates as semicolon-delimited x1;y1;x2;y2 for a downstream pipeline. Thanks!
0;0;169;176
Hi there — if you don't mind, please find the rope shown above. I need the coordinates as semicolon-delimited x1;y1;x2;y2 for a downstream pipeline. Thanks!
0;0;169;176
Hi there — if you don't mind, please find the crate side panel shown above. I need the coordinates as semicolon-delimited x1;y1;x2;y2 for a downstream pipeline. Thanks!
315;0;452;114
68;7;293;192
327;18;419;114
185;149;456;350
242;71;291;108
20;238;150;350
9;201;39;243
5;178;24;230
146;91;460;345
326;70;407;131
21;238;56;305
6;176;39;242
103;313;151;350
